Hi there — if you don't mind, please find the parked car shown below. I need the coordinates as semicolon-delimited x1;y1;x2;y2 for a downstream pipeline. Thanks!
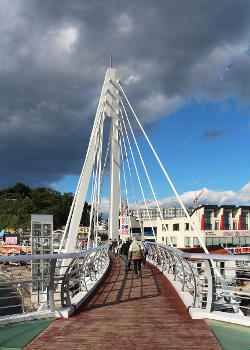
9;252;27;266
236;268;250;280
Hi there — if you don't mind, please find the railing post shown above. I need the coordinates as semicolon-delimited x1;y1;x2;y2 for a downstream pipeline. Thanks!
178;257;186;292
173;255;178;281
47;259;57;312
184;259;197;307
204;259;216;313
61;258;76;307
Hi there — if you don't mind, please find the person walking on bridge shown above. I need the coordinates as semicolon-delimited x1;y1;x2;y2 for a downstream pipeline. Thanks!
121;237;132;272
142;240;149;266
113;239;118;258
129;235;144;278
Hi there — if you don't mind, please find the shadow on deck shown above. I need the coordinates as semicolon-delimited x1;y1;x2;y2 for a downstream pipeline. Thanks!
24;256;222;350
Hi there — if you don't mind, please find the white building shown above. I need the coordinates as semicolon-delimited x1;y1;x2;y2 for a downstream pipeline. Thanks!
129;205;250;249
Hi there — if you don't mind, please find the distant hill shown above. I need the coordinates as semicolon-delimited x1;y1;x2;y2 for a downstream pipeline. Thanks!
0;183;91;230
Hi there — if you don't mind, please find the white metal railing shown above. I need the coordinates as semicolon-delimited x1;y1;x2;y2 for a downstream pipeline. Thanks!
0;241;249;325
0;244;110;323
147;243;250;323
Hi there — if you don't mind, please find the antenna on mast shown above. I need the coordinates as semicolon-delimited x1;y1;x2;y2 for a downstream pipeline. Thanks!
110;45;112;68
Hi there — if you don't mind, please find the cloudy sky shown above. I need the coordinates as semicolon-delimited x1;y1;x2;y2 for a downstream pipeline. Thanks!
0;0;249;209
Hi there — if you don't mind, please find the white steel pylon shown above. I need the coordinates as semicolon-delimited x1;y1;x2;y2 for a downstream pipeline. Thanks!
59;68;122;254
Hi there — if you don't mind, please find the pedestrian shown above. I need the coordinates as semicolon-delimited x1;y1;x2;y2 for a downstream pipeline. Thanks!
129;235;144;278
141;240;149;266
113;239;118;258
117;240;123;256
121;237;132;272
108;239;113;252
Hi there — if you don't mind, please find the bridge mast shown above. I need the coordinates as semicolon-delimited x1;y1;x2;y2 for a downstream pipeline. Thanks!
60;68;122;253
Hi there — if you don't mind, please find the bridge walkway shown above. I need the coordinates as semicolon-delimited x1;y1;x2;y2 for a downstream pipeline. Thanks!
24;256;222;350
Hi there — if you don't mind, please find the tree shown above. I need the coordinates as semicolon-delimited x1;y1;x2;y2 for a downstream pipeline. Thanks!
0;183;84;230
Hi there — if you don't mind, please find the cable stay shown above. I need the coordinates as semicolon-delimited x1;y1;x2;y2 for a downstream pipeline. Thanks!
118;83;234;291
119;84;209;255
120;123;143;234
120;110;157;241
56;67;236;308
61;67;213;258
121;102;173;247
87;112;105;249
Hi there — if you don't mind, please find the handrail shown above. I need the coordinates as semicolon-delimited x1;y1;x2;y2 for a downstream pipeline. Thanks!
0;242;249;325
150;242;250;262
2;243;248;263
147;242;250;322
0;243;110;323
0;244;108;263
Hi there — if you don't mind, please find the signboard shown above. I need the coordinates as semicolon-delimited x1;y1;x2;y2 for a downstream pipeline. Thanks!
205;230;250;237
0;245;24;253
226;247;250;254
121;217;129;225
120;216;130;235
205;231;217;237
5;228;14;233
223;231;250;237
121;225;129;235
79;225;89;234
5;236;18;244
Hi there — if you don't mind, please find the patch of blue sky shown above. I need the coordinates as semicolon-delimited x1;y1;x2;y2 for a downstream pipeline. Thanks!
53;97;249;207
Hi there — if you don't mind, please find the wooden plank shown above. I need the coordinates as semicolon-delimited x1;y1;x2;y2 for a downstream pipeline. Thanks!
24;257;222;350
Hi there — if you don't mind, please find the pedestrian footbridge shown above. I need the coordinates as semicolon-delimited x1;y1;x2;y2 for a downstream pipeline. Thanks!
0;243;249;349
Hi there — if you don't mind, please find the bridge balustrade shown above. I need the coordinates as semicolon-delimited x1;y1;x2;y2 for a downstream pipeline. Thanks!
0;244;109;324
0;242;249;325
148;243;250;321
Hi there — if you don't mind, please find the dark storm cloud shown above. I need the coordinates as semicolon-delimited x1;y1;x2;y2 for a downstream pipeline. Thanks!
0;0;249;188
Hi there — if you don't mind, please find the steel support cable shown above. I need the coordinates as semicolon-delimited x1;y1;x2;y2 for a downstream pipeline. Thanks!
87;168;96;249
120;124;143;234
120;133;134;237
118;121;123;235
94;116;104;247
120;87;233;298
119;86;209;254
88;124;102;248
120;137;130;210
99;130;111;192
120;110;156;241
95;113;108;239
92;114;104;247
87;146;99;249
87;111;105;249
94;128;111;243
93;120;103;235
59;104;105;253
119;191;122;232
120;119;144;235
121;101;173;247
91;126;111;241
93;148;101;247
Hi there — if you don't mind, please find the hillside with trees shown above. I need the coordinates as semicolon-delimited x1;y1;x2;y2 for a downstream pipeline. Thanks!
0;183;91;230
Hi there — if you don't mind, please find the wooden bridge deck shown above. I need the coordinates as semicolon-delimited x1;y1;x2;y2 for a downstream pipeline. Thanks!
24;257;222;350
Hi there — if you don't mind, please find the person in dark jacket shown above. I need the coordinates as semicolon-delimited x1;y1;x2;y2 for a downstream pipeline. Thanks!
142;240;149;266
120;237;132;271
